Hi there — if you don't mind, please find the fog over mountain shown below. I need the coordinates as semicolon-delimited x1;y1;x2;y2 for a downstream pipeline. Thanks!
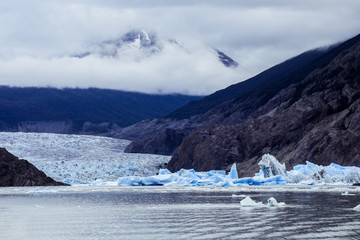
0;0;359;94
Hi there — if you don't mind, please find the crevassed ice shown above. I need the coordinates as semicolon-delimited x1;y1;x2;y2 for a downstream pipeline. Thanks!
0;132;170;183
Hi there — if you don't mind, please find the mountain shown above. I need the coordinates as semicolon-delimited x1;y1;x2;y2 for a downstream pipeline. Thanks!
119;37;342;149
75;30;161;58
75;30;238;68
167;33;360;176
0;87;200;134
122;33;360;176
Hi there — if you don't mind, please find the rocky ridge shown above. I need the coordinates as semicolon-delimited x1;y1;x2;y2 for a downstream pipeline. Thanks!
0;147;67;187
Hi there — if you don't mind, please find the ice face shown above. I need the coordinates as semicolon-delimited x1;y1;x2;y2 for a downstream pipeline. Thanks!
229;163;238;179
257;154;288;180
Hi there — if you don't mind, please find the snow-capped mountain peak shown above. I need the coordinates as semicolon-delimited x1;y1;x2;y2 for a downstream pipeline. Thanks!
74;29;238;68
121;30;157;49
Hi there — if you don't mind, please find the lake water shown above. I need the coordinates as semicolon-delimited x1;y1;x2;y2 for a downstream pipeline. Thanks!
1;186;360;240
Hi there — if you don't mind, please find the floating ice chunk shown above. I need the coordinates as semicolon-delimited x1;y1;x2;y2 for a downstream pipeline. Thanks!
267;197;278;206
229;163;238;179
267;197;285;207
341;191;356;196
353;204;360;211
288;161;360;184
142;174;178;186
257;154;288;181
240;196;263;207
117;176;142;186
232;194;247;198
113;154;360;187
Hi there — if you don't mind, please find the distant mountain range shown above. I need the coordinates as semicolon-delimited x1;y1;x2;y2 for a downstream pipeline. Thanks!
121;33;360;176
0;87;200;134
74;30;239;68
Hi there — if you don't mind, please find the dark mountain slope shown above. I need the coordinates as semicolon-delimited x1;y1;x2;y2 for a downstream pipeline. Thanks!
0;87;200;133
168;34;360;176
0;148;67;187
123;34;360;154
167;42;345;120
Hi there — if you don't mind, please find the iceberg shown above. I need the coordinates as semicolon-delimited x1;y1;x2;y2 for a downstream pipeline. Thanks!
116;168;230;187
267;197;285;207
239;196;285;208
116;160;287;187
341;191;356;196
229;163;238;179
257;154;288;180
353;204;360;211
116;154;360;187
287;161;360;184
240;196;263;207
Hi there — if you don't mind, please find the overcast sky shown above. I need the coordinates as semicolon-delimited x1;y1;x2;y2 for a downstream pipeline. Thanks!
0;0;359;95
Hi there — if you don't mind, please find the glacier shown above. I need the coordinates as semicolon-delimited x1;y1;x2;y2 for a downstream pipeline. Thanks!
0;132;170;183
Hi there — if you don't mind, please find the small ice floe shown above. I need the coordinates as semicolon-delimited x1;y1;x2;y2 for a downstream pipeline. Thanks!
267;197;286;207
341;191;356;196
240;196;263;207
232;194;247;198
353;204;360;211
240;196;286;208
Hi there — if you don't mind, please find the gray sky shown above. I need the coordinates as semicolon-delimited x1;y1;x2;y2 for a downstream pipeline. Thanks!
0;0;359;95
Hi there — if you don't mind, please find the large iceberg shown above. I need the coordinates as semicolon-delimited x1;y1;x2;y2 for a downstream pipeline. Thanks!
118;168;233;187
287;161;360;184
257;154;288;180
117;161;287;187
116;154;360;187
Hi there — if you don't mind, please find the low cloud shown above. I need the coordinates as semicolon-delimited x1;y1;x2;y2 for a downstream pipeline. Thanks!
0;0;360;94
0;43;243;95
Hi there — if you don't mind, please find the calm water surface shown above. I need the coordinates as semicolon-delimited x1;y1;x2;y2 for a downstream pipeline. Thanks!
1;186;360;240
